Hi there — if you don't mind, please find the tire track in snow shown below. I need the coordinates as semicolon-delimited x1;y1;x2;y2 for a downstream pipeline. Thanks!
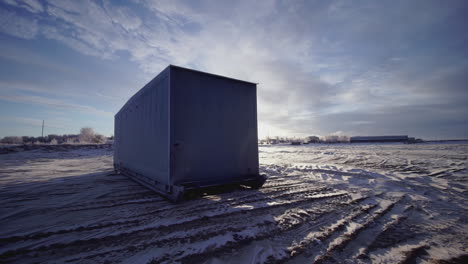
146;194;368;264
0;188;346;261
2;144;467;264
0;183;328;249
233;194;403;264
312;196;405;263
175;194;373;264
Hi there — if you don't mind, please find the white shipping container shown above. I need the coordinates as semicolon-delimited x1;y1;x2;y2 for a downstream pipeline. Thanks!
114;65;265;201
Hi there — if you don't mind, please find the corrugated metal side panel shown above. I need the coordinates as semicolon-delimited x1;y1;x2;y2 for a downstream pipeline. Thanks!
170;66;259;185
114;69;170;185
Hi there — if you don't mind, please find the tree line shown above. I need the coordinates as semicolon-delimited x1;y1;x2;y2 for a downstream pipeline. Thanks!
0;127;112;145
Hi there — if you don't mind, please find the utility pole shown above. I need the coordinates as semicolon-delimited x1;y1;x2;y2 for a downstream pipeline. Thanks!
41;120;44;138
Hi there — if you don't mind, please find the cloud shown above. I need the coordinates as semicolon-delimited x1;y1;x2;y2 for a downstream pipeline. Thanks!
103;1;142;31
0;80;111;104
0;116;80;137
0;8;38;39
4;0;43;13
0;94;113;117
0;0;467;138
1;116;67;130
0;42;76;73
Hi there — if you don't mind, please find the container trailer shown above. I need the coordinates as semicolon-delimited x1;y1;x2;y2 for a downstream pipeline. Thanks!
114;65;266;201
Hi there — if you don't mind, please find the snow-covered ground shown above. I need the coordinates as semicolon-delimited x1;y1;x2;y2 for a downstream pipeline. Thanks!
0;143;467;263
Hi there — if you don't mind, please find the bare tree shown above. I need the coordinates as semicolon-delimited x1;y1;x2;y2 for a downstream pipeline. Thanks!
0;136;23;144
93;134;107;144
79;127;95;143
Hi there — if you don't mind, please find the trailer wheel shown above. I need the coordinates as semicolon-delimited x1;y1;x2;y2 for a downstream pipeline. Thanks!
167;186;186;202
168;190;184;202
246;176;266;189
113;164;120;174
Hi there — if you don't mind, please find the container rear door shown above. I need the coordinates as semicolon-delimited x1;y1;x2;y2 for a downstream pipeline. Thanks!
170;67;259;185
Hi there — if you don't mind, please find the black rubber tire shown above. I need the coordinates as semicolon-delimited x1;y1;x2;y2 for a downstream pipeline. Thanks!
168;191;184;203
246;176;266;189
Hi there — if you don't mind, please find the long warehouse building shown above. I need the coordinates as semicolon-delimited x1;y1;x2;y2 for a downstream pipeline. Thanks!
350;135;409;143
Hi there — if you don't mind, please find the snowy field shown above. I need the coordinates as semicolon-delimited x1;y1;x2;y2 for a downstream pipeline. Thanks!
0;143;467;264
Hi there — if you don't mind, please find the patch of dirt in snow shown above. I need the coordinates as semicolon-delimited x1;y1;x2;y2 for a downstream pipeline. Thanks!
0;143;467;264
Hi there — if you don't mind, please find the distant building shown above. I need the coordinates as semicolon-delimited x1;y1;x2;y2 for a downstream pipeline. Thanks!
306;136;320;143
267;139;279;144
406;137;424;144
350;135;409;143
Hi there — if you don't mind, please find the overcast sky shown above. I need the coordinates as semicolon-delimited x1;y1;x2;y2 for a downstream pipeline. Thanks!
0;0;467;139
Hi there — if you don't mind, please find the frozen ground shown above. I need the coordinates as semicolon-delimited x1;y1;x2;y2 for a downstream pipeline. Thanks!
0;143;467;264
